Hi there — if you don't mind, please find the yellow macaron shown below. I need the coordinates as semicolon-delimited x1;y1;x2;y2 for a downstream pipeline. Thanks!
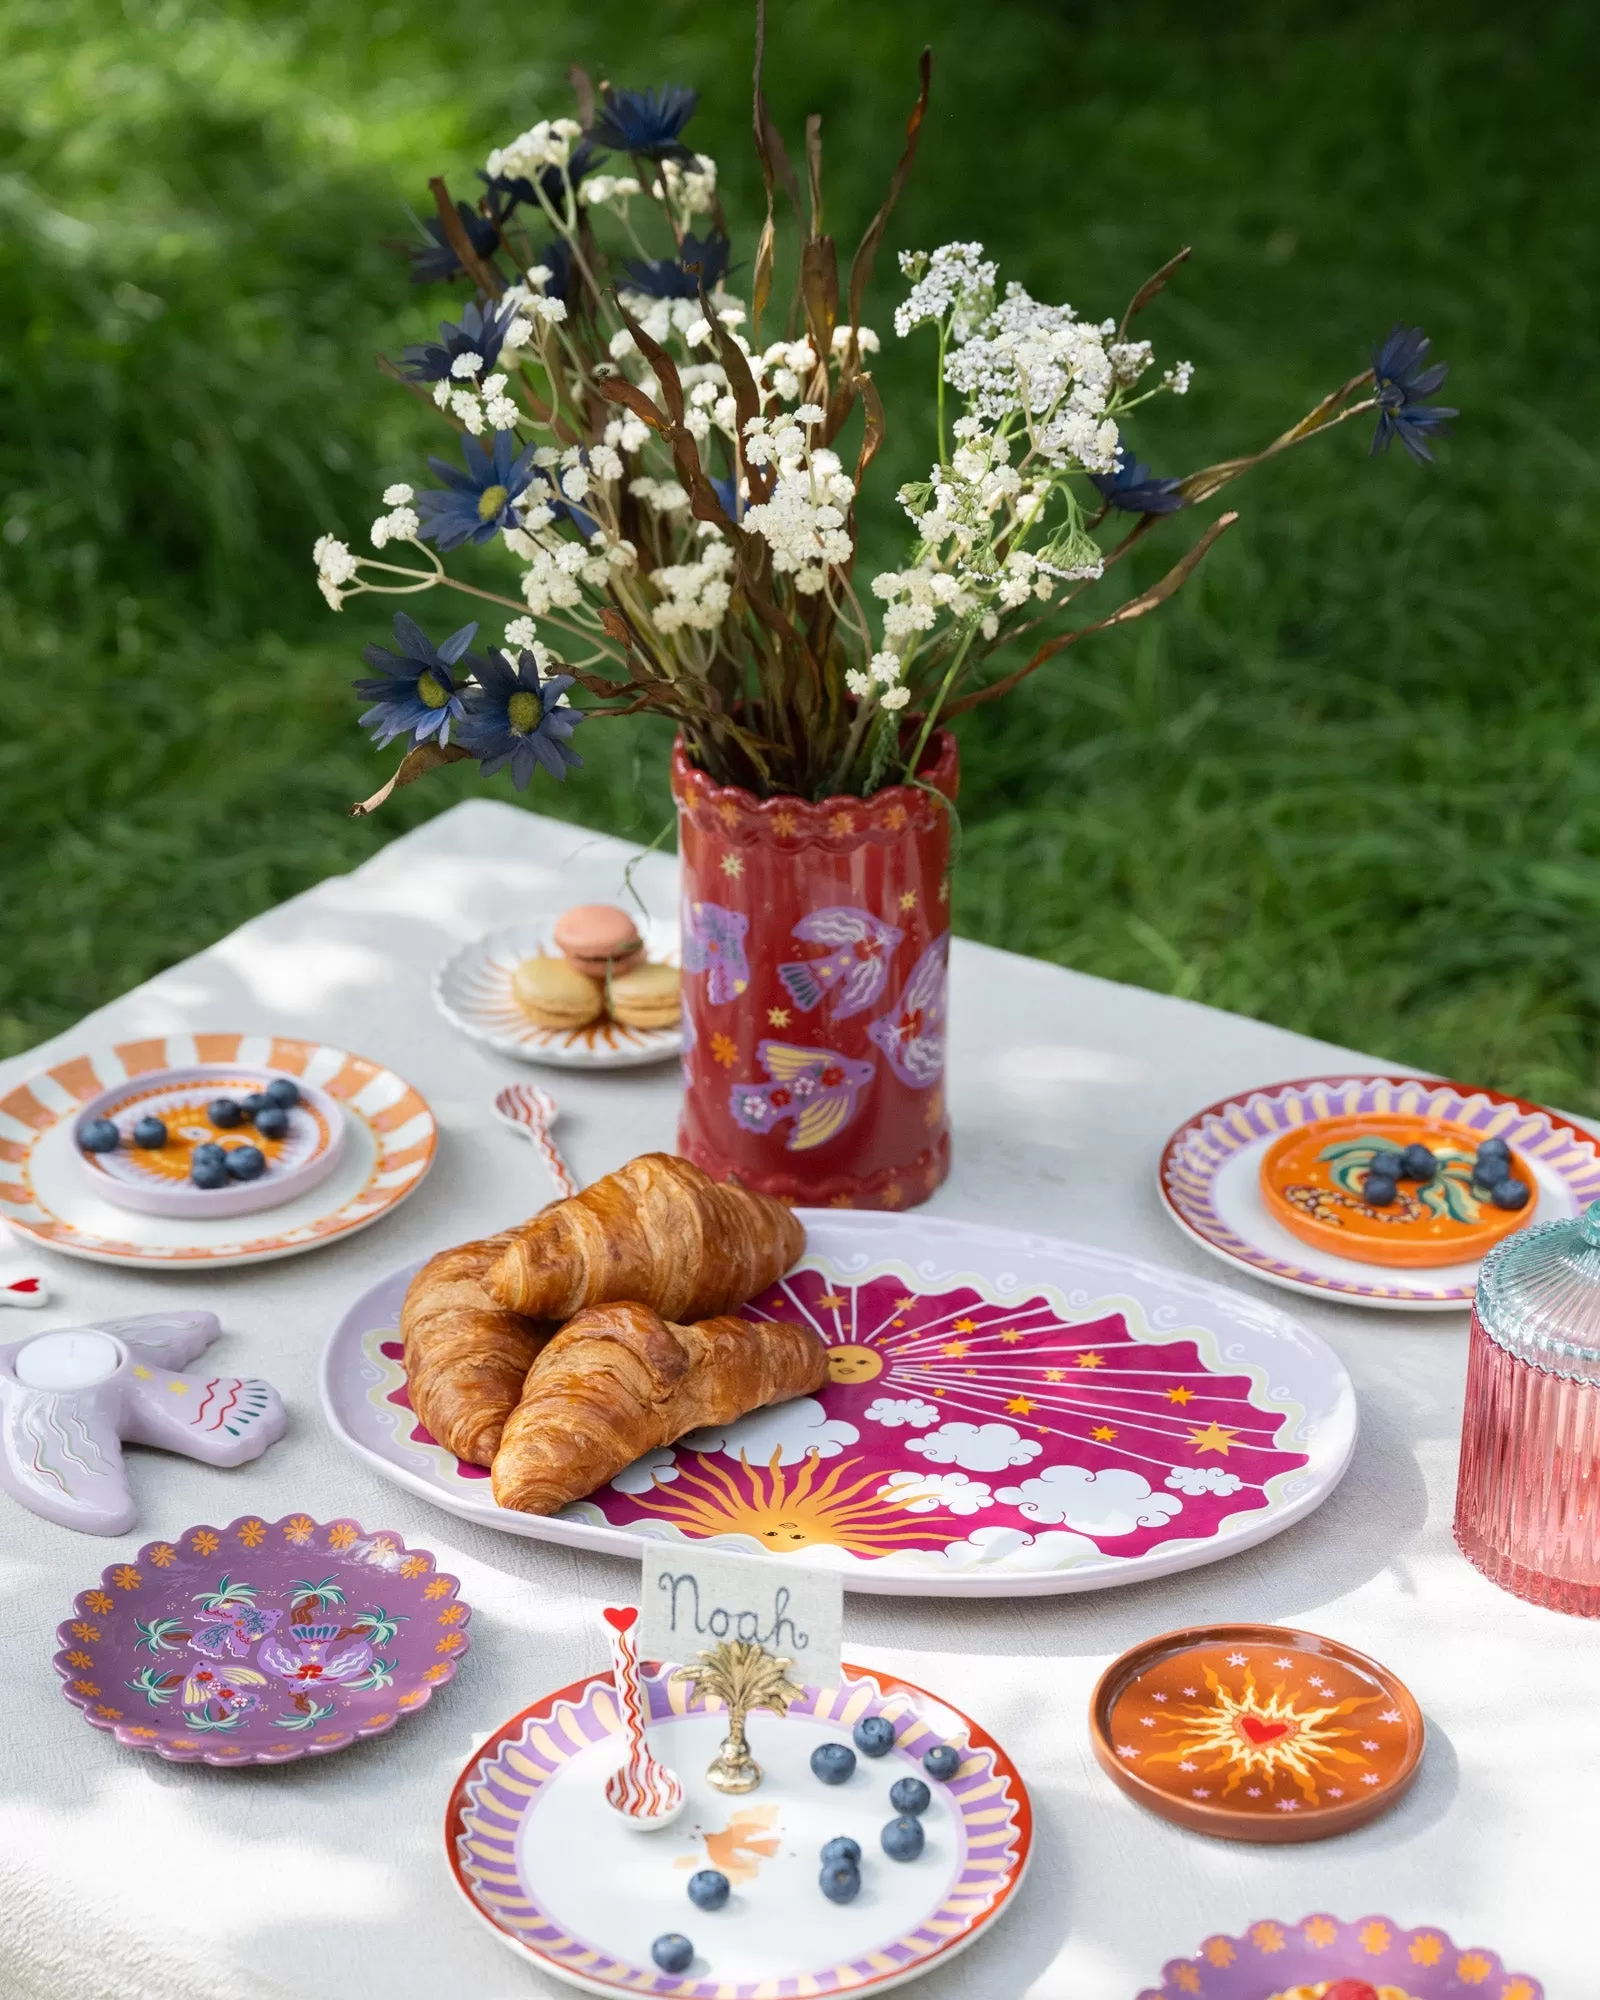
512;956;604;1030
607;962;682;1031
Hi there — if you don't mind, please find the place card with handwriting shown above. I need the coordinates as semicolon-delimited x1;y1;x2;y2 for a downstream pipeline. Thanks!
638;1543;842;1688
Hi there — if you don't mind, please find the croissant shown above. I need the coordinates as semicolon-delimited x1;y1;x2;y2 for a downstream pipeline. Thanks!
490;1301;829;1514
485;1152;804;1323
401;1234;554;1467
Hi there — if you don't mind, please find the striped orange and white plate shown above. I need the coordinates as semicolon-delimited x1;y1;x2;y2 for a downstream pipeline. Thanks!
0;1033;436;1269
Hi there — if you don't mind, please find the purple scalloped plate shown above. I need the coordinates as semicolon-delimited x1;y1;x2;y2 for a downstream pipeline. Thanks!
1138;1912;1541;1999
53;1512;470;1765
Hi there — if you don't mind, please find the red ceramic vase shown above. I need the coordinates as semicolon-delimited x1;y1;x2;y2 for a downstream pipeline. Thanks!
672;732;958;1210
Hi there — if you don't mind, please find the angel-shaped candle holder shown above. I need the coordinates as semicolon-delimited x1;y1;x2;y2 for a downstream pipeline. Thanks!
601;1606;684;1829
674;1637;805;1794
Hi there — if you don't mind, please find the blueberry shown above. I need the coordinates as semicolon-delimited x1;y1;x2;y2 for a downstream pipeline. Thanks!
1492;1177;1531;1210
208;1097;243;1129
80;1118;120;1154
890;1776;931;1817
651;1935;694;1975
819;1861;861;1904
225;1145;267;1181
191;1142;226;1166
265;1077;301;1109
241;1092;274;1118
1368;1148;1406;1182
687;1870;729;1912
820;1836;861;1867
1477;1136;1511;1162
1363;1174;1399;1206
923;1745;961;1781
810;1742;857;1786
254;1104;289;1140
1400;1143;1438;1181
131;1116;168;1149
881;1814;925;1861
1471;1179;1504;1201
191;1156;229;1189
853;1715;896;1758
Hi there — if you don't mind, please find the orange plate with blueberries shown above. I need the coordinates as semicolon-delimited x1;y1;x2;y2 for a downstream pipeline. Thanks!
1259;1115;1532;1269
1091;1621;1424;1844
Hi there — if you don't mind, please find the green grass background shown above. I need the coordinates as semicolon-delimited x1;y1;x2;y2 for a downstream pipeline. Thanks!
5;0;1599;1108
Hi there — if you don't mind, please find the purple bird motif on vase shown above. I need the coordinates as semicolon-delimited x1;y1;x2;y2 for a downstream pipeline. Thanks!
777;908;904;1019
867;933;949;1089
729;1043;876;1151
681;900;751;1004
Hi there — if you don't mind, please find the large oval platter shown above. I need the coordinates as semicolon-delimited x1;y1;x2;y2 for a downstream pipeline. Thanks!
0;1033;436;1269
322;1212;1355;1599
446;1660;1029;1998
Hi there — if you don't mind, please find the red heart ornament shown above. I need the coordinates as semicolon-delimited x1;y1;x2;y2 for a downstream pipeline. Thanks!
6;1278;41;1294
1237;1715;1290;1745
602;1606;639;1633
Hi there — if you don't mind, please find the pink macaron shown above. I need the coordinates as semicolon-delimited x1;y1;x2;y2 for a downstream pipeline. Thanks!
552;904;645;981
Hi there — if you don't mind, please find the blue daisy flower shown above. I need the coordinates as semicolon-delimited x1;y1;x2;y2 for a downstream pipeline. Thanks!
352;614;480;750
416;431;542;552
592;85;698;161
400;297;519;384
1370;324;1457;464
619;232;732;301
459;648;586;787
405;202;501;286
1089;452;1185;514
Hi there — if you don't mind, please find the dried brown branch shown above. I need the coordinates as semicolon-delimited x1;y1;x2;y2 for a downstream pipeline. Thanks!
1115;246;1191;344
428;177;503;298
1179;372;1375;504
843;46;932;364
349;741;472;818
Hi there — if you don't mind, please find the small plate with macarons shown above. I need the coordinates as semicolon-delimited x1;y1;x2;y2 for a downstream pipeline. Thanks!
432;906;683;1069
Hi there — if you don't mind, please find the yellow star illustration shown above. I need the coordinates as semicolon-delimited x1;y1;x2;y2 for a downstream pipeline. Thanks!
132;1364;151;1380
998;1329;1021;1344
895;1295;916;1310
720;852;744;878
940;1340;969;1358
1006;1395;1035;1417
1188;1421;1239;1455
1076;1352;1105;1370
933;1387;946;1398
1090;1424;1117;1442
1044;1367;1065;1382
167;1379;188;1394
772;809;797;836
899;889;918;911
1165;1385;1195;1405
952;1317;978;1334
964;1367;976;1377
816;1292;846;1310
767;1007;791;1026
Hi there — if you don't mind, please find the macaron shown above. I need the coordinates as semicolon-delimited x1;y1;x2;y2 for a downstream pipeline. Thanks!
607;962;682;1030
552;903;645;981
511;956;604;1030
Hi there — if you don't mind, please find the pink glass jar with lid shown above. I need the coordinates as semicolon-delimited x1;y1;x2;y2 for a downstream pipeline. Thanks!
1455;1199;1600;1614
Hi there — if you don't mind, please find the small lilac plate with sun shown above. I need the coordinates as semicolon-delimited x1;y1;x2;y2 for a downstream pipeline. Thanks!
53;1513;470;1765
1138;1911;1541;1999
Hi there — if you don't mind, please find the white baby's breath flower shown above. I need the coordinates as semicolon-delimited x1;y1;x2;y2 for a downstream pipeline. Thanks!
845;668;872;698
313;533;359;609
1108;339;1154;385
382;483;414;506
532;295;568;325
369;505;419;549
1163;359;1195;395
432;380;451;408
504;615;540;651
793;402;826;427
831;323;882;356
879;685;910;711
450;389;486;434
684;316;714;348
450;352;484;379
894;242;997;341
589;444;624;482
868;650;902;685
981;611;1000;639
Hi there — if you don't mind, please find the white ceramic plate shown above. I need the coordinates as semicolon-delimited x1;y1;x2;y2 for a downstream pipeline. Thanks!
321;1212;1355;1599
445;1660;1030;1999
433;917;682;1069
1159;1073;1600;1311
0;1033;436;1269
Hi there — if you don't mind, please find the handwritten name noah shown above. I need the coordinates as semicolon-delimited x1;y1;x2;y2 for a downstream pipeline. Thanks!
656;1572;810;1655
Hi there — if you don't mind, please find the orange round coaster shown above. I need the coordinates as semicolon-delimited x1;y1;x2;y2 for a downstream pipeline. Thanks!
1090;1622;1424;1843
1259;1113;1532;1268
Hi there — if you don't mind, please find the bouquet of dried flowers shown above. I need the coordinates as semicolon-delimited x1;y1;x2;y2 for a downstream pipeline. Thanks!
316;6;1454;814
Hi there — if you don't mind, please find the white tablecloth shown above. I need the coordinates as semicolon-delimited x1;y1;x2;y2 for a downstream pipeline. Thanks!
0;799;1585;1998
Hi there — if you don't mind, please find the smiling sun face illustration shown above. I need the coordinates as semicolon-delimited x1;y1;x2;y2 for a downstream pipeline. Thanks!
824;1345;883;1384
643;1448;935;1555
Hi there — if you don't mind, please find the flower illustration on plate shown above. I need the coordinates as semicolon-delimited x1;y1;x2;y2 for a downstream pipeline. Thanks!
284;1516;315;1545
190;1531;220;1555
237;1520;266;1548
84;1591;113;1615
148;1544;176;1568
327;1524;358;1550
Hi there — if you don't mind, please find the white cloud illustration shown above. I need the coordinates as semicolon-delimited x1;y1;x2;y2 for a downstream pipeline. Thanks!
995;1463;1183;1537
905;1422;1043;1473
680;1397;859;1467
610;1447;679;1495
925;1524;1103;1572
878;1470;995;1517
1165;1464;1245;1498
864;1396;941;1429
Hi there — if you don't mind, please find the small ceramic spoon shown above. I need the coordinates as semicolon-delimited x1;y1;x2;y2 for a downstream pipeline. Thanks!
492;1083;579;1200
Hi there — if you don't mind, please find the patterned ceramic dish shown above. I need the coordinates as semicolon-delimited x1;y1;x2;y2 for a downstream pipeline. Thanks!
0;1032;436;1269
1159;1075;1600;1311
447;1659;1029;1998
322;1211;1356;1600
1089;1622;1424;1843
433;916;682;1069
1137;1912;1540;2000
69;1062;347;1220
53;1513;469;1764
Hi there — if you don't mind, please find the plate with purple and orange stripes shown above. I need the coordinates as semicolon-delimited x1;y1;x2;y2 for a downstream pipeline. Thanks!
0;1032;436;1269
